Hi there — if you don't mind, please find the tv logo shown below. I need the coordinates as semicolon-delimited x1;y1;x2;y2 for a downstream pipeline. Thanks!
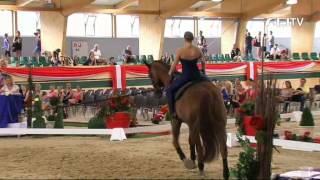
266;18;304;27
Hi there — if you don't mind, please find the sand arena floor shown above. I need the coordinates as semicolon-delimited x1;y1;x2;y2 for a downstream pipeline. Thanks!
0;129;319;179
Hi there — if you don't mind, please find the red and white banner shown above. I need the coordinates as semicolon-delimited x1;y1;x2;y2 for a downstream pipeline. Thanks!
0;61;318;89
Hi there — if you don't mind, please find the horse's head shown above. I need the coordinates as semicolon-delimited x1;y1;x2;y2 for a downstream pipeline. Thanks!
144;60;170;98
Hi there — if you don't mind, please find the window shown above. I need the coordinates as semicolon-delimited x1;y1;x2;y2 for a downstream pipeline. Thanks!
0;10;13;36
315;21;320;38
17;11;40;36
198;19;221;37
246;20;265;38
116;15;139;37
67;13;112;37
165;18;194;37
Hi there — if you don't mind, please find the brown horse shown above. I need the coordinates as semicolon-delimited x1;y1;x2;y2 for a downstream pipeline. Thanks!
145;61;229;179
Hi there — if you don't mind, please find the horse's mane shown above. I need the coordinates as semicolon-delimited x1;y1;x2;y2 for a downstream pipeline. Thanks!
152;60;170;72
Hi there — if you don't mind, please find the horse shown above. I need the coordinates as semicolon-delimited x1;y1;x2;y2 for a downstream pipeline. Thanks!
144;60;229;179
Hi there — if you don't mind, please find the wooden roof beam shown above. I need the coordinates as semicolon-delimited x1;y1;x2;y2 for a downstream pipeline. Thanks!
61;0;95;16
160;0;202;19
242;0;288;20
16;0;34;7
114;0;137;10
178;11;241;18
0;4;60;11
196;1;222;12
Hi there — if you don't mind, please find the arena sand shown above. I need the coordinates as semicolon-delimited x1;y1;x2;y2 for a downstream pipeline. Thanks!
0;129;319;179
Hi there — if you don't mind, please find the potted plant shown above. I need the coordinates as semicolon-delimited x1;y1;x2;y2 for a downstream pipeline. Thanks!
299;107;315;135
32;97;46;128
88;106;109;129
236;101;264;136
105;95;135;129
46;115;55;128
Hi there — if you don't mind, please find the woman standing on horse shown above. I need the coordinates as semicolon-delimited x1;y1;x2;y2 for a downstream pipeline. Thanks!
167;31;206;116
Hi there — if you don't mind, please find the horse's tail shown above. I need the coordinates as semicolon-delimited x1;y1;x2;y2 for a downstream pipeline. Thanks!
196;89;226;163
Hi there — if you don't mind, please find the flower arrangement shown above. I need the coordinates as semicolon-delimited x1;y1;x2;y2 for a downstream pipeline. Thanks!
284;130;320;143
236;101;256;134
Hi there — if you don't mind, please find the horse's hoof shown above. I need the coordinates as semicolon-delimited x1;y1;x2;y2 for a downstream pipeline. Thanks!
183;159;196;169
199;171;205;176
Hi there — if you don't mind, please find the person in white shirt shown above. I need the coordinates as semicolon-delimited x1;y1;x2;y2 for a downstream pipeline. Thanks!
270;44;281;60
268;31;275;52
0;75;20;95
91;44;102;60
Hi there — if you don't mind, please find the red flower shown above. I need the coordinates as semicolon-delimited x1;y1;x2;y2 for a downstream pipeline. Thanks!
284;131;293;140
303;131;311;137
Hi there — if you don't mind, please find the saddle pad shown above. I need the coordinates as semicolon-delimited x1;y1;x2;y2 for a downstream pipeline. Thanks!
174;79;209;101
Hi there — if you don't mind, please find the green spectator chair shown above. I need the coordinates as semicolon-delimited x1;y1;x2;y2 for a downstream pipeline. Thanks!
207;55;213;63
292;52;301;61
310;52;319;60
147;55;154;62
140;55;147;63
218;54;225;62
20;56;29;66
79;56;87;65
225;54;232;62
301;52;310;60
213;54;219;63
134;55;140;64
30;57;40;67
10;57;17;66
39;56;50;67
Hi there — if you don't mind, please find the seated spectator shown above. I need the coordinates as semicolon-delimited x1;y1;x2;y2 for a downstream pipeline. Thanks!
91;44;102;60
63;83;73;105
291;78;309;111
48;85;57;98
72;55;80;66
0;75;20;95
41;91;50;110
51;50;61;66
0;58;7;68
84;51;97;66
69;85;83;104
245;79;259;101
269;44;281;60
109;57;117;65
231;44;241;60
280;48;289;60
161;52;171;64
280;81;294;113
123;45;135;64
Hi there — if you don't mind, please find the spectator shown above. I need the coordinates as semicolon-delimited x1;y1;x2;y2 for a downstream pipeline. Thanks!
0;75;20;95
0;72;5;89
109;57;117;65
255;31;262;59
41;91;50;110
84;51;96;66
123;45;135;64
51;50;61;66
33;29;41;58
280;81;294;113
197;30;207;56
161;52;171;64
12;30;22;64
231;44;241;60
2;33;10;58
69;85;83;104
280;48;289;60
72;55;80;66
0;58;7;68
245;79;258;101
268;31;275;52
63;83;73;105
48;85;57;98
292;78;309;111
270;44;281;60
245;32;253;59
91;44;102;60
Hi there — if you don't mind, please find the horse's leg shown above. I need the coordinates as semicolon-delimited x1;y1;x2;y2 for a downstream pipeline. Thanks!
195;136;205;175
220;136;230;180
183;130;197;169
171;119;186;161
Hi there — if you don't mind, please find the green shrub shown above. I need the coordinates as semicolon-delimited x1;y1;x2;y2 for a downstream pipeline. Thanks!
300;107;315;126
47;115;56;122
54;107;64;128
88;117;105;129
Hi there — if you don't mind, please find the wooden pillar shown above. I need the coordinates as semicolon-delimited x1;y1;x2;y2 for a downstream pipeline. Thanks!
40;11;68;55
139;0;165;59
111;14;117;38
139;15;165;59
291;21;316;53
194;17;198;37
221;20;237;54
235;19;248;54
11;11;18;35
